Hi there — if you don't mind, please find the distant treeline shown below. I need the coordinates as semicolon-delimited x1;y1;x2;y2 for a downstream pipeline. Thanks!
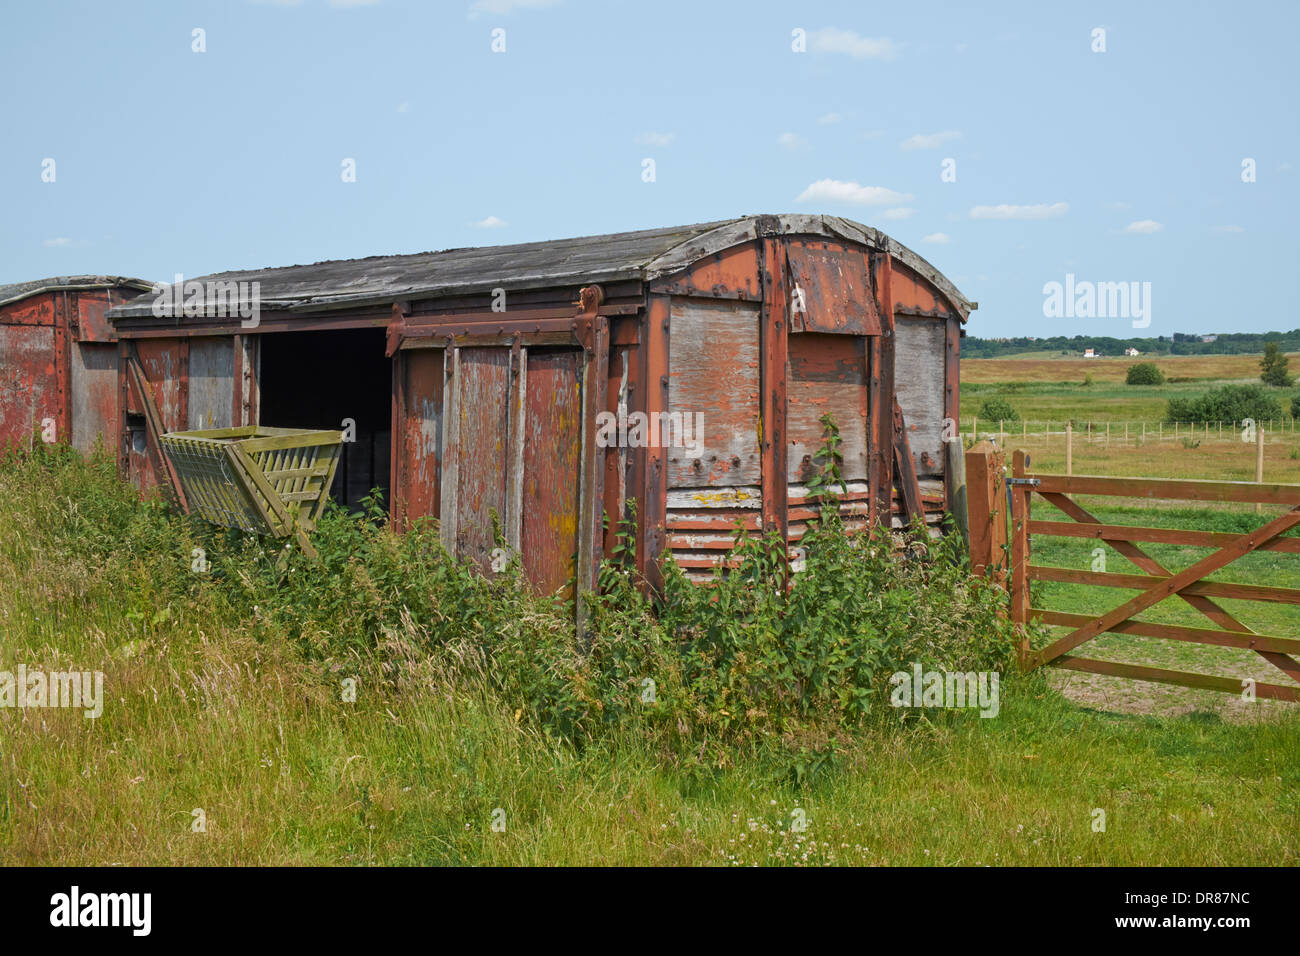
963;330;1300;359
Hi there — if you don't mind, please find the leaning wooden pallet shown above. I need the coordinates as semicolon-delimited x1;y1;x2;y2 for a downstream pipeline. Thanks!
160;426;344;559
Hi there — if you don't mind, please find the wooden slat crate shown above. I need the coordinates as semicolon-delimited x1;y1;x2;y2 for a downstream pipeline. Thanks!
160;426;344;558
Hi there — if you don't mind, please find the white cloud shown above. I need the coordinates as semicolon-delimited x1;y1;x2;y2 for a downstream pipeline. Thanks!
777;132;808;150
796;179;912;205
1104;200;1131;210
816;112;843;125
921;232;952;244
43;237;74;248
1278;161;1295;174
396;102;409;113
808;28;897;60
1122;219;1163;234
469;0;558;16
328;0;379;6
969;202;1068;220
636;131;674;147
473;216;508;228
1215;224;1244;233
900;130;961;150
880;207;913;220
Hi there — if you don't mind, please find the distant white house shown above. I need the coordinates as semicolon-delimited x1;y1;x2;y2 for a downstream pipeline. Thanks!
1201;334;1218;343
1083;347;1098;358
1125;347;1140;356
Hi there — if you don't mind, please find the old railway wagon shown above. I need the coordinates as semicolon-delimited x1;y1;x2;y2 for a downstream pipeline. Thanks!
106;214;973;599
0;276;153;455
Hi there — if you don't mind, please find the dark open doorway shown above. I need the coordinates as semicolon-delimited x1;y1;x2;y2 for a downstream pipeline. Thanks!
258;327;390;512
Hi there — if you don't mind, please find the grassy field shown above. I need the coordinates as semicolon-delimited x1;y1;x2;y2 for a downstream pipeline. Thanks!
1;448;1296;866
961;352;1300;426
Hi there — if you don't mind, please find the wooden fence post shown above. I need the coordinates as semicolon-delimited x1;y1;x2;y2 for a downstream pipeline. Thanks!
964;441;1007;586
1010;449;1032;663
1256;426;1265;515
1066;423;1073;476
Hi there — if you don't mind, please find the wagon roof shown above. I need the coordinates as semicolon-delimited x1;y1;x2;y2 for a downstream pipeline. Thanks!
108;214;974;320
0;275;156;309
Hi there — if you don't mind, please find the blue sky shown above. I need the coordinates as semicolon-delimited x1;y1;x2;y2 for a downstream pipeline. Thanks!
2;0;1296;338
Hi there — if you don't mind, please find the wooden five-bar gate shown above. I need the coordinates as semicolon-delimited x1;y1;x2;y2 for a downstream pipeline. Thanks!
965;442;1300;702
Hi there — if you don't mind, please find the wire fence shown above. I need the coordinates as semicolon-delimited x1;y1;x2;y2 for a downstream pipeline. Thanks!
967;417;1300;446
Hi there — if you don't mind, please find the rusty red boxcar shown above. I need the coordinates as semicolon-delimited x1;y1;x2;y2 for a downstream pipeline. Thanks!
0;276;153;455
105;215;973;601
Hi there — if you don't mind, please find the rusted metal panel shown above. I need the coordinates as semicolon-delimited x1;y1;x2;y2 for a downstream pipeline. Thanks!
74;290;119;343
187;337;235;430
70;343;118;453
894;316;948;478
786;332;868;482
666;298;760;487
396;348;443;529
891;260;959;319
651;242;762;300
0;297;55;327
523;349;583;596
451;347;511;570
785;241;881;336
0;325;57;450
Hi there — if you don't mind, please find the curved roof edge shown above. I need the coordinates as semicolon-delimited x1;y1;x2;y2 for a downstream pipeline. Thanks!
0;275;156;310
645;214;975;320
